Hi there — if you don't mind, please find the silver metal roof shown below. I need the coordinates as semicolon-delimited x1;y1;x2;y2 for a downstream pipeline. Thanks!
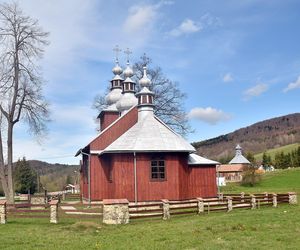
103;113;195;153
229;144;250;164
188;153;219;165
229;154;250;164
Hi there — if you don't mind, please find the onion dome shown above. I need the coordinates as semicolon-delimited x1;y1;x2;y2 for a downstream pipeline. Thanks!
112;60;123;75
139;66;151;88
123;62;134;78
116;93;138;113
136;66;154;108
105;88;122;105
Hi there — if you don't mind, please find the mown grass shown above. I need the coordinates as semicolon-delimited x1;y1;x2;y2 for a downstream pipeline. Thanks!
1;168;299;250
221;168;300;194
254;143;300;161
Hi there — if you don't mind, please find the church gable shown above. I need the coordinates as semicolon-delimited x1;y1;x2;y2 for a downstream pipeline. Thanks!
89;106;138;151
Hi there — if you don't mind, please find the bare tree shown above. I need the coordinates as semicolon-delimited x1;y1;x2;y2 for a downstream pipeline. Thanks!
0;2;49;203
94;55;192;136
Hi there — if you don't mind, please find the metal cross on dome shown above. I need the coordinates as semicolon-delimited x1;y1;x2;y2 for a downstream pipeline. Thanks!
142;53;148;67
124;48;132;62
113;45;121;61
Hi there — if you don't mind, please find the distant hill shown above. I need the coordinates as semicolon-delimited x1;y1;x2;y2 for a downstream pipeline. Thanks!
27;160;80;192
192;113;300;160
26;160;79;176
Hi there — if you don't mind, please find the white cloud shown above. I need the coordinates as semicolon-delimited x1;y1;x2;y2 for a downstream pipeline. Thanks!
123;1;173;35
170;19;202;37
188;107;231;125
283;76;300;93
223;73;233;82
123;5;157;34
243;83;268;100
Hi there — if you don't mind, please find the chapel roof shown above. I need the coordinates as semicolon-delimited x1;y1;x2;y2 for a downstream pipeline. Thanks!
102;112;195;153
188;153;219;165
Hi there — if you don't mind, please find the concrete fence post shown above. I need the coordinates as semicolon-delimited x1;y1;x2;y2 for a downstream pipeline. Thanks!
272;193;277;208
196;198;204;214
103;199;129;225
162;199;170;220
250;195;256;209
0;200;7;224
227;196;233;212
288;192;297;204
241;192;245;203
49;200;59;224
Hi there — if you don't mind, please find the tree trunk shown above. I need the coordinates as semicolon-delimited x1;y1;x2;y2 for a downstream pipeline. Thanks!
6;122;14;203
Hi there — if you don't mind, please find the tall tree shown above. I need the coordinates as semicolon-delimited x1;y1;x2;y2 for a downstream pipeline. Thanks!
94;55;191;136
14;157;37;194
0;2;49;202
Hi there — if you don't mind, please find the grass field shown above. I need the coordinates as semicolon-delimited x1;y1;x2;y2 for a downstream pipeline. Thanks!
254;143;300;161
0;169;299;250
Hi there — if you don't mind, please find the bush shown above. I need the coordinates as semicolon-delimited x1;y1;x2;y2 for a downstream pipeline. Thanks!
241;168;261;187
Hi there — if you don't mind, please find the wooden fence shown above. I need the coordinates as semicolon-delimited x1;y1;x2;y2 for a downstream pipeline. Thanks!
0;192;297;225
126;192;296;221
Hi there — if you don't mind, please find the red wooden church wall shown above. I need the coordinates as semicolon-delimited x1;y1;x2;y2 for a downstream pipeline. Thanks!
99;111;120;131
83;152;217;201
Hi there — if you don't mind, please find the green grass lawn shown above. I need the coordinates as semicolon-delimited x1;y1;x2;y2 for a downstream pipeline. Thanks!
1;168;299;250
221;167;300;194
254;143;300;161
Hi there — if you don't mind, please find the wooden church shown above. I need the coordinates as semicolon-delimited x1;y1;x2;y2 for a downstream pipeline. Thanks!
76;49;219;202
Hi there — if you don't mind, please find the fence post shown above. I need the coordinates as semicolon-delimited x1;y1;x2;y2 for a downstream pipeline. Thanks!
219;192;224;201
264;192;268;203
241;192;245;203
288;192;297;204
250;195;256;209
196;198;204;214
0;200;7;224
49;200;59;224
103;199;129;224
272;193;277;208
162;199;170;220
227;196;233;212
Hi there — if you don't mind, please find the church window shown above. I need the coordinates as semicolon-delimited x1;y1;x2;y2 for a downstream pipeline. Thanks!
150;157;166;180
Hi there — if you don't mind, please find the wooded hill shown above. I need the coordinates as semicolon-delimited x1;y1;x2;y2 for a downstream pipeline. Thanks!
192;113;300;160
28;160;79;192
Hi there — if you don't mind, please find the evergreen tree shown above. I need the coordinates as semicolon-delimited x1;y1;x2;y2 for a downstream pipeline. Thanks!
246;152;256;165
14;157;37;194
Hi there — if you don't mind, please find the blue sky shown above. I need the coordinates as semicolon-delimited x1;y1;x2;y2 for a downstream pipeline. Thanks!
4;0;300;164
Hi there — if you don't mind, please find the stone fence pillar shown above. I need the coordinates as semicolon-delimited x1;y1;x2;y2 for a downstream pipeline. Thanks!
288;192;297;204
103;199;129;225
0;200;7;224
49;200;59;224
196;198;204;214
162;199;170;220
227;196;233;212
241;192;245;203
272;193;277;208
218;193;224;201
264;192;268;202
250;195;256;209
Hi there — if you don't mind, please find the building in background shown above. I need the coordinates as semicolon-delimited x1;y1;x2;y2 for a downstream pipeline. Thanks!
217;144;250;183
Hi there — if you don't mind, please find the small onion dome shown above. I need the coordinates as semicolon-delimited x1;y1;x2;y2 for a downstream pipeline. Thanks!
139;66;151;88
116;93;138;112
123;62;134;78
105;88;122;105
112;61;123;75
